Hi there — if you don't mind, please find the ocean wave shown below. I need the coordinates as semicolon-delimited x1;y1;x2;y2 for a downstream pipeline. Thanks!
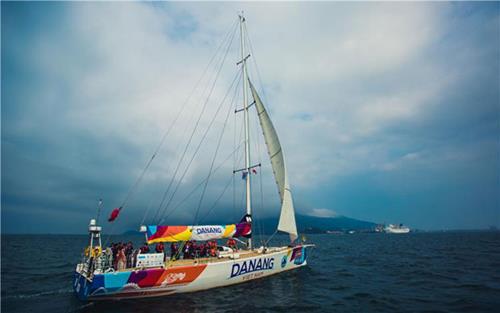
2;288;73;300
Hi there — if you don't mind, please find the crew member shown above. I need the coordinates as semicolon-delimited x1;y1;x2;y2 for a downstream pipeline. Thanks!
227;238;237;251
140;243;150;254
170;243;178;260
155;242;164;253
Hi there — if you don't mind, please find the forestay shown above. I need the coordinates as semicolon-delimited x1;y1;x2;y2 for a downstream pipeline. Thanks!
249;80;298;242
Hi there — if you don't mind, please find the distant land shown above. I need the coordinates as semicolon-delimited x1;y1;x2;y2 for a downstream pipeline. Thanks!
256;215;378;234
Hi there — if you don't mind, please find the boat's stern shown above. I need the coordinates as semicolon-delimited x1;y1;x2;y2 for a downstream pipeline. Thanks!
295;244;314;267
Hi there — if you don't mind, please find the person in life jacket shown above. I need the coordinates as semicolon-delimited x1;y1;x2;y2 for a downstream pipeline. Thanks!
198;243;206;257
125;242;134;268
140;243;150;254
155;242;164;253
226;238;237;251
208;240;217;257
111;243;120;269
116;247;127;270
93;246;102;257
155;242;165;261
170;243;178;260
183;241;191;259
190;241;198;258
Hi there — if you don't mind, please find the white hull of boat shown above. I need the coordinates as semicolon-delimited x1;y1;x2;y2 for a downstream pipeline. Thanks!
74;245;310;301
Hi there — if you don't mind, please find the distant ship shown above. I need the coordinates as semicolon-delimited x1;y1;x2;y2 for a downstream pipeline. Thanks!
384;224;410;234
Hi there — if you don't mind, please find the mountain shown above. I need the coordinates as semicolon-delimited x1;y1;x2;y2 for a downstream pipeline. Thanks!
254;214;377;234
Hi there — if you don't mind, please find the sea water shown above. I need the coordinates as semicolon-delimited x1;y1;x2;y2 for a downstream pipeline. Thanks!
2;232;500;312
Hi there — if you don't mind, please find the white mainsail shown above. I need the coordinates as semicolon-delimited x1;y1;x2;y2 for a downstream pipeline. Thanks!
249;80;298;242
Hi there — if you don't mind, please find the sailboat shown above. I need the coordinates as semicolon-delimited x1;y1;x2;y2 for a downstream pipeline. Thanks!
73;14;313;301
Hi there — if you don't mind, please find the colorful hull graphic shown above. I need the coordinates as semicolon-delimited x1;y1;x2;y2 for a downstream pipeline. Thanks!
74;246;309;301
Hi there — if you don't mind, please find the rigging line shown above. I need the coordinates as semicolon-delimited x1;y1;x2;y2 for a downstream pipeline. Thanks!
231;71;243;220
193;71;242;225
199;137;246;224
234;134;246;221
140;192;157;226
245;23;274;244
198;173;234;224
232;78;237;217
122;19;240;217
103;20;239;247
244;22;269;104
151;20;238;223
249;92;266;242
166;141;244;219
152;23;239;224
161;73;239;224
235;96;245;219
229;103;246;220
125;20;239;226
156;25;239;223
246;40;286;247
265;229;278;247
158;69;241;224
235;115;246;221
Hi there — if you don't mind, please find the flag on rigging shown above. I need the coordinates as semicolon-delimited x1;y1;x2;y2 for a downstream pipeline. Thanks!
252;168;257;174
242;171;248;180
108;207;122;222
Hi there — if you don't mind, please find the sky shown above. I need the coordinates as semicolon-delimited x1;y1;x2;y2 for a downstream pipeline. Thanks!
1;2;499;234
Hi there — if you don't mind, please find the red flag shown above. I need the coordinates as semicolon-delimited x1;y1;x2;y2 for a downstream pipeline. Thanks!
108;207;122;222
252;168;257;174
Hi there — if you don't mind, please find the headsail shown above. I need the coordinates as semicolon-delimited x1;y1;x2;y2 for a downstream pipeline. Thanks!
249;80;298;242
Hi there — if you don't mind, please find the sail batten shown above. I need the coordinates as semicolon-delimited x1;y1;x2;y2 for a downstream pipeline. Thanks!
249;80;298;242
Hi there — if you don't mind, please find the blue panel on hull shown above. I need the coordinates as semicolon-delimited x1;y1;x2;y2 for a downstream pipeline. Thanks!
104;271;131;290
92;274;105;289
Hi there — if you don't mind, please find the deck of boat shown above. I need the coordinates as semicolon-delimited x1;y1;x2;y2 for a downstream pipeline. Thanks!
167;249;264;267
102;247;290;274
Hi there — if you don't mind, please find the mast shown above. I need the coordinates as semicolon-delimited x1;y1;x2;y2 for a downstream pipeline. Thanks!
239;13;252;250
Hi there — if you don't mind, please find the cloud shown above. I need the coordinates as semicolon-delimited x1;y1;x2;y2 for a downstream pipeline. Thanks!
2;2;499;233
308;208;337;218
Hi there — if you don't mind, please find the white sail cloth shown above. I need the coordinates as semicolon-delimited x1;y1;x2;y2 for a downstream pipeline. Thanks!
249;80;298;242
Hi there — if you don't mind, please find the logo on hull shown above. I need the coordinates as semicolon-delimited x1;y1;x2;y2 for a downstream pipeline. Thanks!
230;257;274;278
